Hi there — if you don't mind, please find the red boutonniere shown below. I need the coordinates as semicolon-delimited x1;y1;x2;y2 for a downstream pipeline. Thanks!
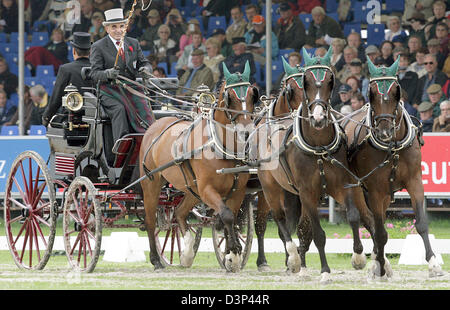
129;46;133;52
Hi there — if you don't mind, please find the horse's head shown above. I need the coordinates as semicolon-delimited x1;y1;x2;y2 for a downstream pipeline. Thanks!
281;56;304;110
220;61;258;141
301;46;335;130
367;56;402;142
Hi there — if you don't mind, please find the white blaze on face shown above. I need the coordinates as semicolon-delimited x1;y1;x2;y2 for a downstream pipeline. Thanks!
312;104;325;122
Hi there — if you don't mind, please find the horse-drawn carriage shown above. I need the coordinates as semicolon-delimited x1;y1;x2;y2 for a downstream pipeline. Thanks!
3;71;255;273
4;47;444;282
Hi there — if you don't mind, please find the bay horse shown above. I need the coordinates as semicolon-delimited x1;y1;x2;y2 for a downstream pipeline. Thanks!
253;47;375;283
343;57;444;280
139;61;259;272
253;56;305;272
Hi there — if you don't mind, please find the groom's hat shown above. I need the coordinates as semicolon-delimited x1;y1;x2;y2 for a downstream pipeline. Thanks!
102;8;127;26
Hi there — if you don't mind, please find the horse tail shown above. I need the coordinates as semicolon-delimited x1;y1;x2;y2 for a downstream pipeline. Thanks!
283;189;301;235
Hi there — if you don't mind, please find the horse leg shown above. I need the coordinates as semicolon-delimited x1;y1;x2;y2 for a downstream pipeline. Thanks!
367;194;392;281
297;210;312;277
174;193;200;268
262;182;300;274
141;175;166;270
201;186;243;272
406;179;444;277
255;191;271;272
344;188;368;270
300;194;331;284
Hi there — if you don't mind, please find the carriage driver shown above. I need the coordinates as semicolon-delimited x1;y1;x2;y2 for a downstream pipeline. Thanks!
89;8;155;144
42;32;93;127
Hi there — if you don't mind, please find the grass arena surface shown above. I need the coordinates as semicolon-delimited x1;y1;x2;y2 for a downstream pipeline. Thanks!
0;251;449;290
1;217;450;291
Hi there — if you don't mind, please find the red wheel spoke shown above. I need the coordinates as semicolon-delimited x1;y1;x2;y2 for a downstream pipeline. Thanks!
85;225;95;240
12;175;29;205
19;223;30;264
8;197;28;210
19;161;30;203
31;166;41;205
13;218;28;246
31;217;48;248
7;214;24;225
72;192;82;220
33;213;51;228
161;229;171;255
83;232;93;258
31;181;46;210
30;217;41;263
70;232;82;256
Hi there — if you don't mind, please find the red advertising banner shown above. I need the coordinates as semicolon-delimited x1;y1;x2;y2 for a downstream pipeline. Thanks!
420;133;450;195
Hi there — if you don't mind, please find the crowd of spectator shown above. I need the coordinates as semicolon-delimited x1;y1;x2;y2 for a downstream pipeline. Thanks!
0;0;449;133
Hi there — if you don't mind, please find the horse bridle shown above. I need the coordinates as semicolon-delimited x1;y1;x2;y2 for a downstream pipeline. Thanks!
368;75;403;141
302;64;334;125
223;75;252;124
283;68;304;113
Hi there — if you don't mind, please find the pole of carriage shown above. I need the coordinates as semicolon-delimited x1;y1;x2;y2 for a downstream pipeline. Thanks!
265;0;272;96
18;0;25;135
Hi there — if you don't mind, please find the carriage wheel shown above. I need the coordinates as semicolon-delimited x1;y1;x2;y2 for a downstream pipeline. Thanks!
3;151;57;270
74;151;110;183
212;195;255;270
63;176;102;273
155;203;203;267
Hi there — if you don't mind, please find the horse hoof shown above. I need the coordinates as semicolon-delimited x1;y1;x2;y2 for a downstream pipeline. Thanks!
298;267;310;280
367;260;390;281
180;233;195;268
320;272;332;284
429;256;445;278
351;252;367;270
286;241;301;273
257;264;271;272
384;257;393;278
225;252;241;273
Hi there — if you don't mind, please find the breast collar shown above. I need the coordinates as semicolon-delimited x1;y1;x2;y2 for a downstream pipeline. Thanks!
365;102;418;152
291;105;344;156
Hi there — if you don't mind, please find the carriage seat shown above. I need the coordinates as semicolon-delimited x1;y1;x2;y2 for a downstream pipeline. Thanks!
111;133;144;168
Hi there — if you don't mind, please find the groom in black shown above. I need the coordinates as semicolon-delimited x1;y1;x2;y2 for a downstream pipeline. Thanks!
90;8;154;145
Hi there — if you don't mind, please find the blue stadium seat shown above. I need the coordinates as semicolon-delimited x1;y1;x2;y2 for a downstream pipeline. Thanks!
35;65;55;77
383;0;405;14
279;48;294;61
25;77;39;87
9;32;19;43
207;16;227;37
6;93;18;110
31;32;49;46
271;60;283;84
41;76;56;88
328;12;339;23
352;1;369;23
179;6;192;20
169;62;177;77
31;20;54;34
29;125;47;136
299;14;312;30
67;45;74;62
366;23;385;46
254;61;265;87
0;43;17;54
326;0;338;13
1;126;19;136
344;23;362;37
158;62;169;76
0;33;6;43
3;53;18;67
9;64;31;77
